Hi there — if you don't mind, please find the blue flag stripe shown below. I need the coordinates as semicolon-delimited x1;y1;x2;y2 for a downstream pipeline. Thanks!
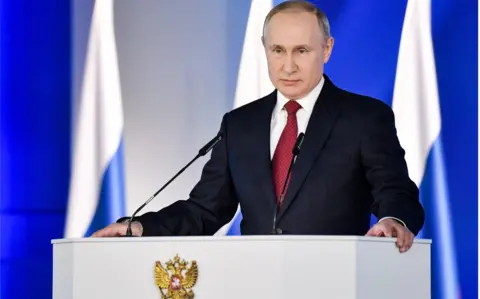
419;139;459;299
85;139;127;236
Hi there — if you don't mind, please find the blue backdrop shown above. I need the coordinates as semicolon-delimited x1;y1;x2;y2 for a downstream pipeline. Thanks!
0;1;477;299
0;0;72;298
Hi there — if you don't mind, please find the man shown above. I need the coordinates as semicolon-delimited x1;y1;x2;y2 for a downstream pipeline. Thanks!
93;1;424;253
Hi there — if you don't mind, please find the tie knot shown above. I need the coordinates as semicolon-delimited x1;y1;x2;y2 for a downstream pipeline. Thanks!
284;100;302;116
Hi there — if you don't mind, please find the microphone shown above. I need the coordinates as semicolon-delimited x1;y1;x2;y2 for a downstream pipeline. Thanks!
124;133;223;236
272;132;305;235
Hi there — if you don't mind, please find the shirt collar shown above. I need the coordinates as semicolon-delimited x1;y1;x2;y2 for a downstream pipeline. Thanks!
273;76;325;118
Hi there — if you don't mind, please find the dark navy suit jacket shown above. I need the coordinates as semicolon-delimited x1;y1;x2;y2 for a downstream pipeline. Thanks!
134;75;425;236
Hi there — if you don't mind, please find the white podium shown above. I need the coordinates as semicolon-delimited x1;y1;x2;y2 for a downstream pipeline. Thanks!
52;236;431;299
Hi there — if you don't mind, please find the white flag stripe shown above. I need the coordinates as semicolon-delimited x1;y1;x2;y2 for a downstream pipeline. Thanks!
391;0;441;187
214;0;275;236
233;0;275;109
65;0;124;238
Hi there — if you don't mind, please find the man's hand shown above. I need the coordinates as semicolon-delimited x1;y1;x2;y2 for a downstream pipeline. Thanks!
91;221;143;237
365;218;414;253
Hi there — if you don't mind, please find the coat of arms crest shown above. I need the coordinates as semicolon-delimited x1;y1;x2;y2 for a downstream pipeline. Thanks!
154;254;198;299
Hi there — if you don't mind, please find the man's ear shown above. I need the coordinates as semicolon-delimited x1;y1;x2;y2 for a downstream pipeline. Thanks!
323;37;334;63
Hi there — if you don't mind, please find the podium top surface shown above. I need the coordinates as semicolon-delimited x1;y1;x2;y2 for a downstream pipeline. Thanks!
51;235;431;244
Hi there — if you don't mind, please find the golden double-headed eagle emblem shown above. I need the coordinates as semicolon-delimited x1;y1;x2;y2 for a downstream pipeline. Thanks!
154;254;198;299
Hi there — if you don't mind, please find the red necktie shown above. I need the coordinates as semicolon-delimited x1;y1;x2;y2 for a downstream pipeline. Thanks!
272;100;302;202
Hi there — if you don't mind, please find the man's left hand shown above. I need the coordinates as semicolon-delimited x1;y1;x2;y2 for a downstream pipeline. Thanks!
365;218;414;253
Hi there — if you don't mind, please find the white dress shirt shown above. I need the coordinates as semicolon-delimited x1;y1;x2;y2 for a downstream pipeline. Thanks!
269;76;405;227
270;77;325;158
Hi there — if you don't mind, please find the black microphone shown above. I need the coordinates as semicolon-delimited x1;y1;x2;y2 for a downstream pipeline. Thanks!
124;133;223;236
272;133;305;234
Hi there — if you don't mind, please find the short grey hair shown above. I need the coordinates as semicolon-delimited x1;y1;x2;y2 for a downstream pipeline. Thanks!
263;0;331;40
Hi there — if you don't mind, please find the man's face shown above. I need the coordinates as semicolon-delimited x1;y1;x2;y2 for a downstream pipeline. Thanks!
263;11;333;100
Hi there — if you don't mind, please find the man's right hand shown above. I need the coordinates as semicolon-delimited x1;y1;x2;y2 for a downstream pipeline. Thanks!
91;221;143;237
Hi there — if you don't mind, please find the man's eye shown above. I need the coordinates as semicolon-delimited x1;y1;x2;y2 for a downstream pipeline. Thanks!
298;48;307;54
273;48;282;53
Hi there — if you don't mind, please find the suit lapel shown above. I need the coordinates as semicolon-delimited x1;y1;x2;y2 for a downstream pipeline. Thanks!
247;92;277;210
276;76;344;222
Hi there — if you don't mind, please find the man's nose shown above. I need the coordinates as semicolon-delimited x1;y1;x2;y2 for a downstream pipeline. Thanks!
282;54;297;74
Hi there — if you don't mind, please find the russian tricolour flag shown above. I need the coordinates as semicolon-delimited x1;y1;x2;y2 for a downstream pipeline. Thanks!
64;0;126;238
392;0;459;298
